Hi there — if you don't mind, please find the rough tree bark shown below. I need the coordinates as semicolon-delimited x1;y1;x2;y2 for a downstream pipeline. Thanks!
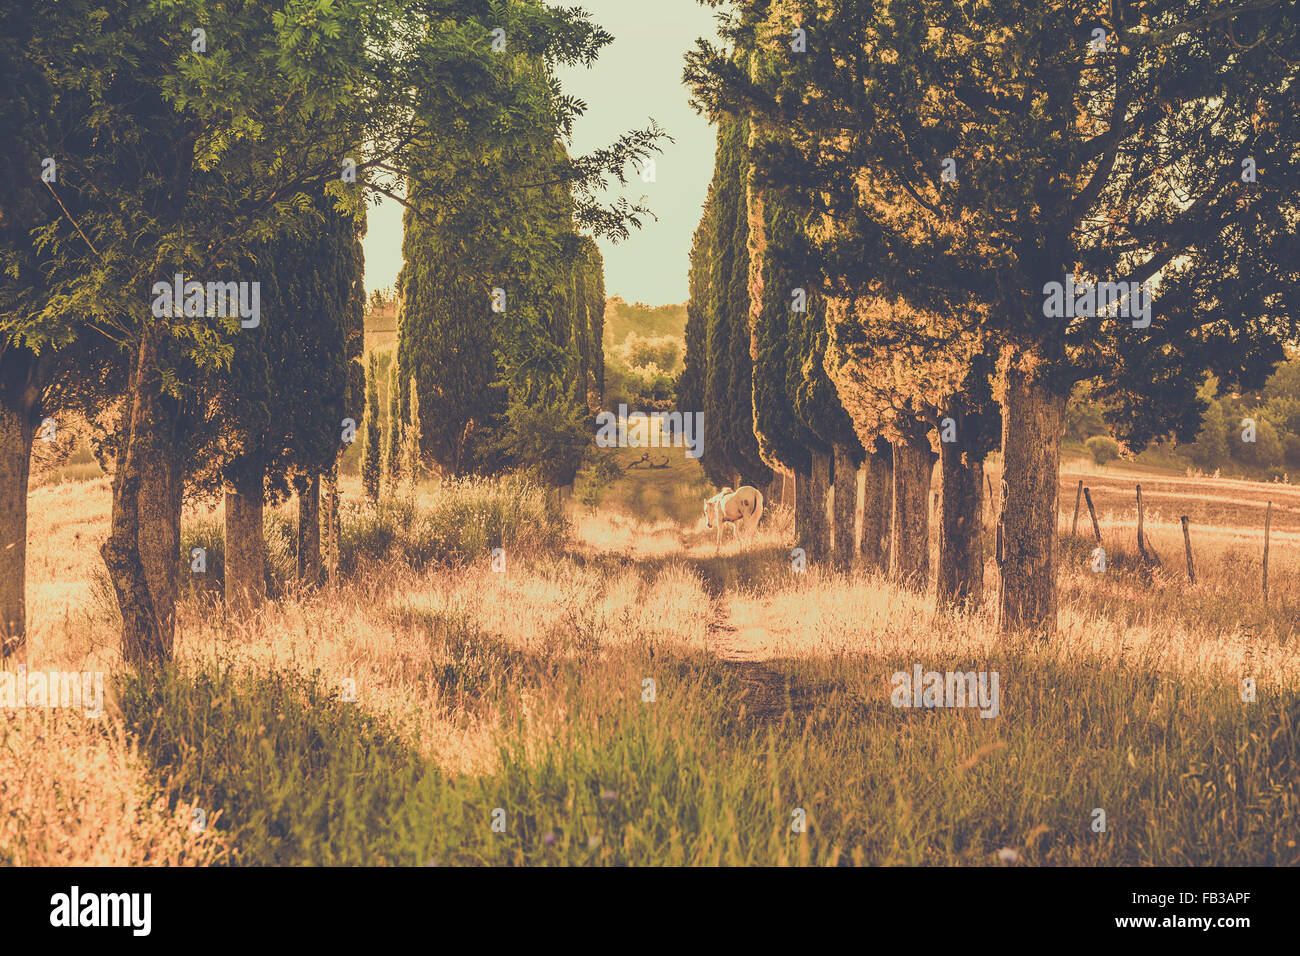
794;451;831;562
937;440;984;608
139;440;183;647
860;445;892;571
296;472;322;586
997;364;1067;636
101;335;169;663
224;462;266;611
890;437;936;587
0;391;36;657
831;443;857;570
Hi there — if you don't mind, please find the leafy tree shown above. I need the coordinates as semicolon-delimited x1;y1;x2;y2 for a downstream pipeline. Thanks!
496;394;590;494
0;0;656;662
1086;435;1121;465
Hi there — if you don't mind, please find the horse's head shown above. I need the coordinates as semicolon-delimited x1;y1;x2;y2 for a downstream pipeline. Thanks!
704;488;731;529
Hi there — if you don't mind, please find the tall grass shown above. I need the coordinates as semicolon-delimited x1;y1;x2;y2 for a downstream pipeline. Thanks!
25;466;1300;866
119;647;1300;865
161;473;567;593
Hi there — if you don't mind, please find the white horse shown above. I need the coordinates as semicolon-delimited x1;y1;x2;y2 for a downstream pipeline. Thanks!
703;485;764;548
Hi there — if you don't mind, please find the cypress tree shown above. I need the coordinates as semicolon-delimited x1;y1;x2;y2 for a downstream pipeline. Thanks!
690;0;1300;634
397;201;505;475
402;375;422;487
679;201;713;473
385;358;402;488
361;351;382;505
703;117;772;491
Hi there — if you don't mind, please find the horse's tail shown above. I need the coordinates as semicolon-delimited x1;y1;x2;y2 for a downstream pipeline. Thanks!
747;488;764;529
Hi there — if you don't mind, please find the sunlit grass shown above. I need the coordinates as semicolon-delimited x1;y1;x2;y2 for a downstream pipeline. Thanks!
8;464;1300;864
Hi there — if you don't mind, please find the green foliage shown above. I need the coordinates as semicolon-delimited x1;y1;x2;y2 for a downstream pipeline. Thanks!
495;395;591;489
677;207;710;438
698;118;772;488
402;376;423;485
385;359;402;488
580;455;625;511
1065;384;1109;443
1085;435;1121;466
213;196;365;503
687;0;1300;444
1237;415;1283;468
361;352;382;504
604;359;676;412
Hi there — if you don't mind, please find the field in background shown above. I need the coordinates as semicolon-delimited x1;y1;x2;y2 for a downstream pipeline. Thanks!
4;448;1298;865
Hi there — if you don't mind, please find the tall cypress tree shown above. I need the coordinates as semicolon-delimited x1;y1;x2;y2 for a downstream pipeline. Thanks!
704;117;772;491
679;200;714;473
360;351;382;505
397;201;505;475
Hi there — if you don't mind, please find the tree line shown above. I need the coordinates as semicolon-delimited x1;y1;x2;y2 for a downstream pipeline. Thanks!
680;0;1298;636
0;0;658;662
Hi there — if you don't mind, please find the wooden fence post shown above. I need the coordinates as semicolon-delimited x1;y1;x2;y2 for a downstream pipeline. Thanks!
1136;484;1161;566
1083;487;1101;543
1072;479;1083;536
1180;516;1194;583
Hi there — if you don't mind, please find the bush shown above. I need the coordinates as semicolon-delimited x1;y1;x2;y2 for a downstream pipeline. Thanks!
580;456;625;511
338;473;566;572
1085;435;1121;465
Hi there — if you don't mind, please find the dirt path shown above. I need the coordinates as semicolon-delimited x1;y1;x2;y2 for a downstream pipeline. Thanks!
705;589;803;722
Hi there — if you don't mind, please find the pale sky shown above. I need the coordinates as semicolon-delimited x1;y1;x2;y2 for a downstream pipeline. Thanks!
362;0;719;307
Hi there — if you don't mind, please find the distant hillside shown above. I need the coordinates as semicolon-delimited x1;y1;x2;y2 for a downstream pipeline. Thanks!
604;296;687;346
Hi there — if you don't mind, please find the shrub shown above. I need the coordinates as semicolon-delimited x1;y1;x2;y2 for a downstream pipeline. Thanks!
338;473;566;572
1085;435;1121;465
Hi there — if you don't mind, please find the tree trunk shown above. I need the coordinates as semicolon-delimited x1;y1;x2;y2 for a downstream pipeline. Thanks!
997;366;1066;636
860;446;891;571
831;443;857;570
139;438;183;648
890;438;935;587
224;463;265;611
296;472;321;586
0;400;34;656
937;441;984;608
102;335;169;664
794;452;830;562
322;460;341;586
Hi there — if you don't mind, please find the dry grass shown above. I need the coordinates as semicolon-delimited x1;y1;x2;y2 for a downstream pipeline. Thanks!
5;461;1299;865
0;710;229;865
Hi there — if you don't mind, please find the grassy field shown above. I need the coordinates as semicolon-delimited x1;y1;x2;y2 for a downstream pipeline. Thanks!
3;448;1298;865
